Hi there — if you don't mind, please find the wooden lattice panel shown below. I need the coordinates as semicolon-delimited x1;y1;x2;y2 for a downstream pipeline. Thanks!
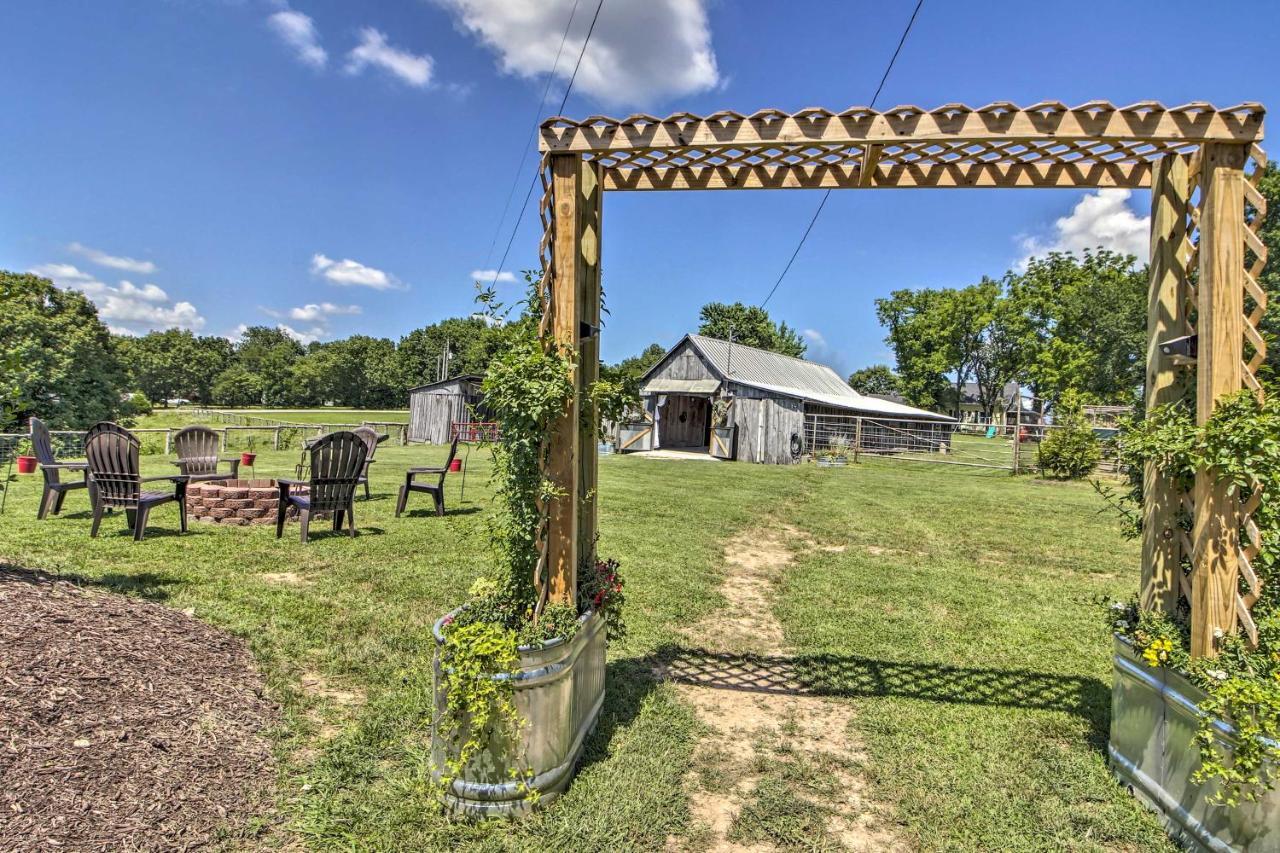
540;102;1265;192
1238;145;1269;645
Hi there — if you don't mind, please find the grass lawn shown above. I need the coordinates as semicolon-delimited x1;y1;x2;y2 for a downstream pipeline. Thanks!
0;448;1172;850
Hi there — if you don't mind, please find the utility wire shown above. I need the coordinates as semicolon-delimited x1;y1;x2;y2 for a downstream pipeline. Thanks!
760;0;925;309
488;0;607;290
479;0;583;273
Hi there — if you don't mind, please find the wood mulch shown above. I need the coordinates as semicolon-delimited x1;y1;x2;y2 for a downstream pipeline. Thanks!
0;567;278;851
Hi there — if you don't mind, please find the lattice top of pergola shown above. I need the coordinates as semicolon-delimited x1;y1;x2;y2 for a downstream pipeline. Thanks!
538;101;1265;190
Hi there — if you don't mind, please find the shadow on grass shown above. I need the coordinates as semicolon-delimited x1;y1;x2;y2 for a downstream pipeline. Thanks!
649;645;1111;750
575;658;664;774
1;563;181;601
398;506;483;519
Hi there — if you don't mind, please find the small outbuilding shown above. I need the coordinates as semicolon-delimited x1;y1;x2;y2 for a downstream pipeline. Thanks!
407;374;486;444
631;334;952;464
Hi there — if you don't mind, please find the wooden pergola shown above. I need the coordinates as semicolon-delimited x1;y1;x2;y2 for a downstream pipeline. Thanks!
535;101;1267;658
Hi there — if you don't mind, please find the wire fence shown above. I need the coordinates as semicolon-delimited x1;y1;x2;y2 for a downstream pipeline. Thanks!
802;413;1122;475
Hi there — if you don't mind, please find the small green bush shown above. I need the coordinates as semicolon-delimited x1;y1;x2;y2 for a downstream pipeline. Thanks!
1038;397;1101;479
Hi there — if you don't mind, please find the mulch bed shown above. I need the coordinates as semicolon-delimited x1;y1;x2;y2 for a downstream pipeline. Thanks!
0;567;278;851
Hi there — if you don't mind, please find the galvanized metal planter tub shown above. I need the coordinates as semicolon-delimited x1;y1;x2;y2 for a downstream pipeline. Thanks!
1109;635;1280;851
431;609;606;818
710;425;736;460
617;422;652;453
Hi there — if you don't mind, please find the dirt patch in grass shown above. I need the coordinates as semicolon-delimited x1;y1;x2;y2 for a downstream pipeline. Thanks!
667;524;900;851
259;571;311;586
0;567;277;851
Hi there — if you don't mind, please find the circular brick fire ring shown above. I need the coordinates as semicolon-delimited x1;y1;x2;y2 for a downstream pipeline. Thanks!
185;479;282;526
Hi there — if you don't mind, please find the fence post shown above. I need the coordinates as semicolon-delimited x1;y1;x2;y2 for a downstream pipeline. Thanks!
1011;386;1022;474
853;417;862;464
164;429;172;455
274;426;281;450
221;428;228;451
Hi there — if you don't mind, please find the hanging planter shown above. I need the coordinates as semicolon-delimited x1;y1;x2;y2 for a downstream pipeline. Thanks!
16;455;37;474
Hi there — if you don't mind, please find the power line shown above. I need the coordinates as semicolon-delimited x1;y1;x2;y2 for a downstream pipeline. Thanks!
488;0;607;290
479;0;583;273
760;0;925;310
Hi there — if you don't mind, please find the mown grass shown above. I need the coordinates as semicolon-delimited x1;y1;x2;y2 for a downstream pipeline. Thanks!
0;447;1171;850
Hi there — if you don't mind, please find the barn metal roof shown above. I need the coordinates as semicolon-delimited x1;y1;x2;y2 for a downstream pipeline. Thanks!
652;335;952;422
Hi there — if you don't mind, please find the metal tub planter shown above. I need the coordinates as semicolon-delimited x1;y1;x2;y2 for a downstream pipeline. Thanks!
1109;636;1280;851
431;609;607;817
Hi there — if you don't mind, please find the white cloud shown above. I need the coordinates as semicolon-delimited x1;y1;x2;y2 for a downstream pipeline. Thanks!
801;328;850;377
438;0;720;106
470;268;516;284
289;302;361;322
67;242;156;274
345;27;433;87
267;8;328;69
31;263;206;333
311;253;406;290
1017;189;1149;269
277;323;327;345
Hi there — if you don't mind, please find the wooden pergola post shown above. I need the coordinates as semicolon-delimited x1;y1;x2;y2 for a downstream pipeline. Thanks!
1141;154;1191;614
544;153;601;605
1189;142;1248;657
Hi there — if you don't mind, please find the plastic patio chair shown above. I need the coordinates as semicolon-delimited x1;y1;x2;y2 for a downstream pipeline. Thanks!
172;425;241;483
85;422;187;541
395;437;459;518
275;431;368;543
30;416;89;519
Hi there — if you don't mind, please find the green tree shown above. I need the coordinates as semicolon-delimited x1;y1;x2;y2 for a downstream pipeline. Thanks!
116;329;232;405
291;335;400;407
396;316;507;389
0;270;126;429
697;302;806;357
603;342;666;383
847;364;901;396
1005;249;1146;406
233;326;304;406
211;364;262;407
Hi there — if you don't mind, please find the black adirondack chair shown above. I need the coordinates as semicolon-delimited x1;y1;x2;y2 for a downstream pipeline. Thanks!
30;417;89;519
172;425;240;482
275;431;367;543
84;422;187;541
352;426;388;499
395;437;459;518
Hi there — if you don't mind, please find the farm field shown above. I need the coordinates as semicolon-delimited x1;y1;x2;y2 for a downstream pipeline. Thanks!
0;451;1171;851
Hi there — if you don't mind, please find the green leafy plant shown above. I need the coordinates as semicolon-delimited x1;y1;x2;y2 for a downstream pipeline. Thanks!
1037;393;1101;479
1105;391;1280;804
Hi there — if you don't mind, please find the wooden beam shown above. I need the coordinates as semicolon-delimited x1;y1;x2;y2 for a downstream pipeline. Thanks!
540;102;1265;154
577;161;603;570
858;144;882;187
545;153;585;606
601;160;1154;191
1190;142;1247;658
1142;154;1191;614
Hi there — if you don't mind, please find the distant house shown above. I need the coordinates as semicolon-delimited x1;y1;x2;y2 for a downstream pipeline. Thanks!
407;375;486;444
632;334;952;465
957;381;1038;428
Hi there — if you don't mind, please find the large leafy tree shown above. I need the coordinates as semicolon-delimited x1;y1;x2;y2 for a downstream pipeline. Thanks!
697;302;806;357
847;364;901;397
603;342;666;383
290;335;399;407
0;270;126;429
117;329;232;405
874;282;996;414
1004;249;1146;405
211;364;262;408
396;316;507;389
232;325;304;406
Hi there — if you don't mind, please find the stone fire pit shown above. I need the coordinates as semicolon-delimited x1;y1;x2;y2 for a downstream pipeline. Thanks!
186;479;281;526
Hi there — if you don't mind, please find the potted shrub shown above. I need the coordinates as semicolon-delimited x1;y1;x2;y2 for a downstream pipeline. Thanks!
430;278;626;817
818;435;850;467
709;396;736;460
15;438;36;474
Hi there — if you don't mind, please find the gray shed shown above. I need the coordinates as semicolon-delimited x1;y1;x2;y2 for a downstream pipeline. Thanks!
408;374;485;444
634;334;952;464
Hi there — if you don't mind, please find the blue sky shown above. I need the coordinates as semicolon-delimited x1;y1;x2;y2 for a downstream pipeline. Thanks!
3;0;1278;377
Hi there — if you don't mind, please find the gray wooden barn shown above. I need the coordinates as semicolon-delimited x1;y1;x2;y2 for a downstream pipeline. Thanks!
631;334;952;464
407;374;485;444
